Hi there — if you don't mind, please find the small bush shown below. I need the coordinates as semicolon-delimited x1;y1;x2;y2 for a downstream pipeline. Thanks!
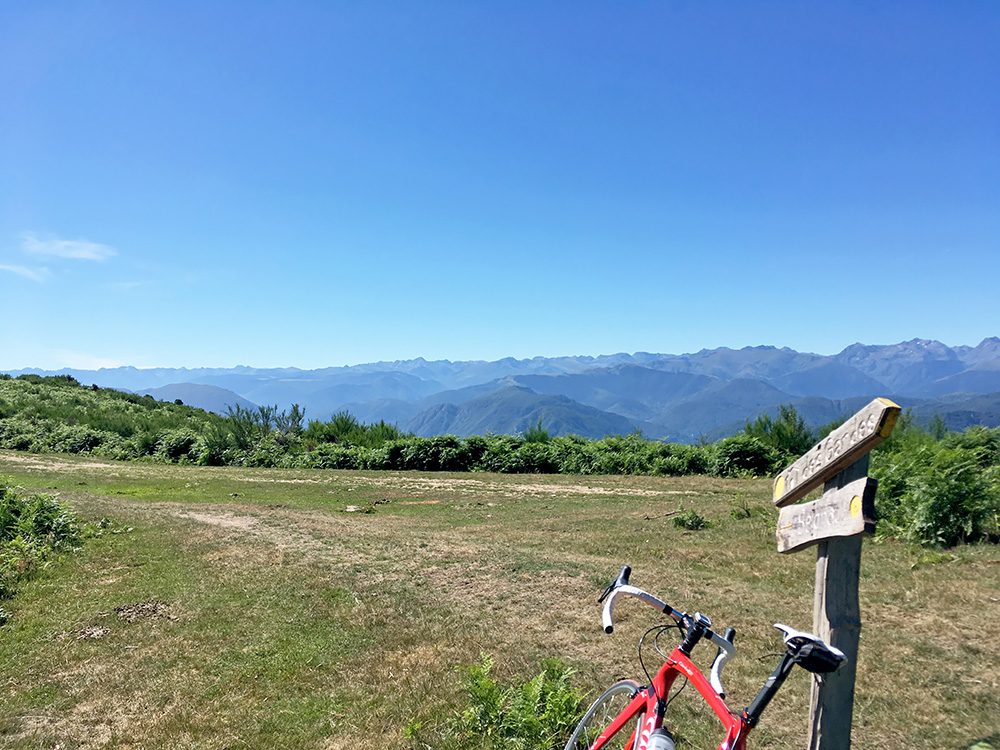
509;442;560;474
898;448;996;546
522;419;551;444
404;435;470;472
944;426;1000;468
0;484;82;551
0;482;83;614
673;508;713;530
550;436;601;475
652;443;710;476
303;410;407;449
478;435;528;473
153;430;201;462
305;443;363;470
872;425;1000;547
744;404;815;459
710;435;781;477
418;654;582;750
48;424;110;454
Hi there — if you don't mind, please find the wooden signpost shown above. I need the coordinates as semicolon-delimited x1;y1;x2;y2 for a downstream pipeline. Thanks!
772;398;901;750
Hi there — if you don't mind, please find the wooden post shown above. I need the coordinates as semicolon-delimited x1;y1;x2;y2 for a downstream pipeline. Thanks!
771;399;901;750
808;455;868;750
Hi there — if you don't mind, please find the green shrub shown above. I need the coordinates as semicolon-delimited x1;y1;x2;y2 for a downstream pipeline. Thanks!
400;435;470;471
908;450;996;546
0;482;83;612
550;436;601;475
744;404;815;459
651;443;710;476
944;426;1000;468
522;418;551;444
46;424;108;454
461;435;491;470
153;430;202;462
590;434;655;475
0;417;45;451
509;442;559;474
0;484;82;551
710;435;781;477
673;508;713;530
304;410;407;449
199;423;234;466
305;443;363;470
477;435;527;473
872;426;1000;547
420;655;582;750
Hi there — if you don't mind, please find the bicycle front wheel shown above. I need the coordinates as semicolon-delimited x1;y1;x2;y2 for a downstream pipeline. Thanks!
564;679;643;750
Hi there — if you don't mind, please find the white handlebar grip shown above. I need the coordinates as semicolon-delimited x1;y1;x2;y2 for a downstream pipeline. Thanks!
709;634;736;696
602;589;621;633
602;585;668;634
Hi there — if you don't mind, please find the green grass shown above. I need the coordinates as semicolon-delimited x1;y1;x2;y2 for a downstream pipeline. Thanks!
0;450;998;749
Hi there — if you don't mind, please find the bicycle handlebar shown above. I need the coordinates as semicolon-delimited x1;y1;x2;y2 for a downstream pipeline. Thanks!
601;584;670;634
599;569;737;697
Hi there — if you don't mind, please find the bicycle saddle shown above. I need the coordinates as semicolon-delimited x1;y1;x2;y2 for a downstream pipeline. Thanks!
773;624;847;674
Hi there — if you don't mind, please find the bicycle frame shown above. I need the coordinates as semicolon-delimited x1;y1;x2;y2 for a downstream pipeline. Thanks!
576;566;844;750
588;646;747;750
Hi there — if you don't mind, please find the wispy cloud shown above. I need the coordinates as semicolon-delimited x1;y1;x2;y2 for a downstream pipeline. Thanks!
21;231;116;261
0;264;51;282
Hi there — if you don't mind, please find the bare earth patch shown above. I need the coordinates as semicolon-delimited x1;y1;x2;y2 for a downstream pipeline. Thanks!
113;600;175;623
177;510;259;530
0;453;114;472
75;625;111;640
353;474;697;498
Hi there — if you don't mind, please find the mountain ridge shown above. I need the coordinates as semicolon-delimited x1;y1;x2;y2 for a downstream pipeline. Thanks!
6;338;999;441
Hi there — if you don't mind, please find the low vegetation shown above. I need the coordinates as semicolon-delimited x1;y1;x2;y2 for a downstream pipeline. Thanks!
407;655;584;750
1;375;998;548
871;415;1000;546
0;452;996;749
0;480;83;624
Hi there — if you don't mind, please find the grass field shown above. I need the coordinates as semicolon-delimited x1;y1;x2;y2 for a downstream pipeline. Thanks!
1;449;998;749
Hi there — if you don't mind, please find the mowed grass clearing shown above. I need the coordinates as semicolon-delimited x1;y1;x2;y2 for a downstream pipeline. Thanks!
0;450;997;749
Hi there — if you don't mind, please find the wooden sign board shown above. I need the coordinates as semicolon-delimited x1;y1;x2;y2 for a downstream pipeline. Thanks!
776;476;876;554
770;399;901;750
772;398;900;508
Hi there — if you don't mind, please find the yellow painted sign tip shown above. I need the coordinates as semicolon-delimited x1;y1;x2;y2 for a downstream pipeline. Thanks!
877;397;901;408
879;404;902;438
773;476;785;500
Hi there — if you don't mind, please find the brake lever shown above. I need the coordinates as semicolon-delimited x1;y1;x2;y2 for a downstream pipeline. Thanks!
598;565;632;603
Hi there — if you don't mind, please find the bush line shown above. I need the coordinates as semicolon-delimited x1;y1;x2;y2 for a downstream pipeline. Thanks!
1;374;998;548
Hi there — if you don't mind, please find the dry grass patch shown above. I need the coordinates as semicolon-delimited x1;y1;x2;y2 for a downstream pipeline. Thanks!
0;451;997;749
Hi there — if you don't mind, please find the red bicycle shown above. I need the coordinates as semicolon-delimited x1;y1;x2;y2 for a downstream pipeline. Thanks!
564;566;846;750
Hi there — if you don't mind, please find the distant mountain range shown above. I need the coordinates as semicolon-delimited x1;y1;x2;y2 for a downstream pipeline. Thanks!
7;338;1000;442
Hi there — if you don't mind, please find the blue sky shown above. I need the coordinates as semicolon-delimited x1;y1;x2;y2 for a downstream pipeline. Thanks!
2;1;997;370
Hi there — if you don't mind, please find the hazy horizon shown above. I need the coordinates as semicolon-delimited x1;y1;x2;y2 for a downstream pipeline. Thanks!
4;335;998;375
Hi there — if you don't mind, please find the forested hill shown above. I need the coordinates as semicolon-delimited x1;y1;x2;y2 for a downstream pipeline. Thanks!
6;338;1000;441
